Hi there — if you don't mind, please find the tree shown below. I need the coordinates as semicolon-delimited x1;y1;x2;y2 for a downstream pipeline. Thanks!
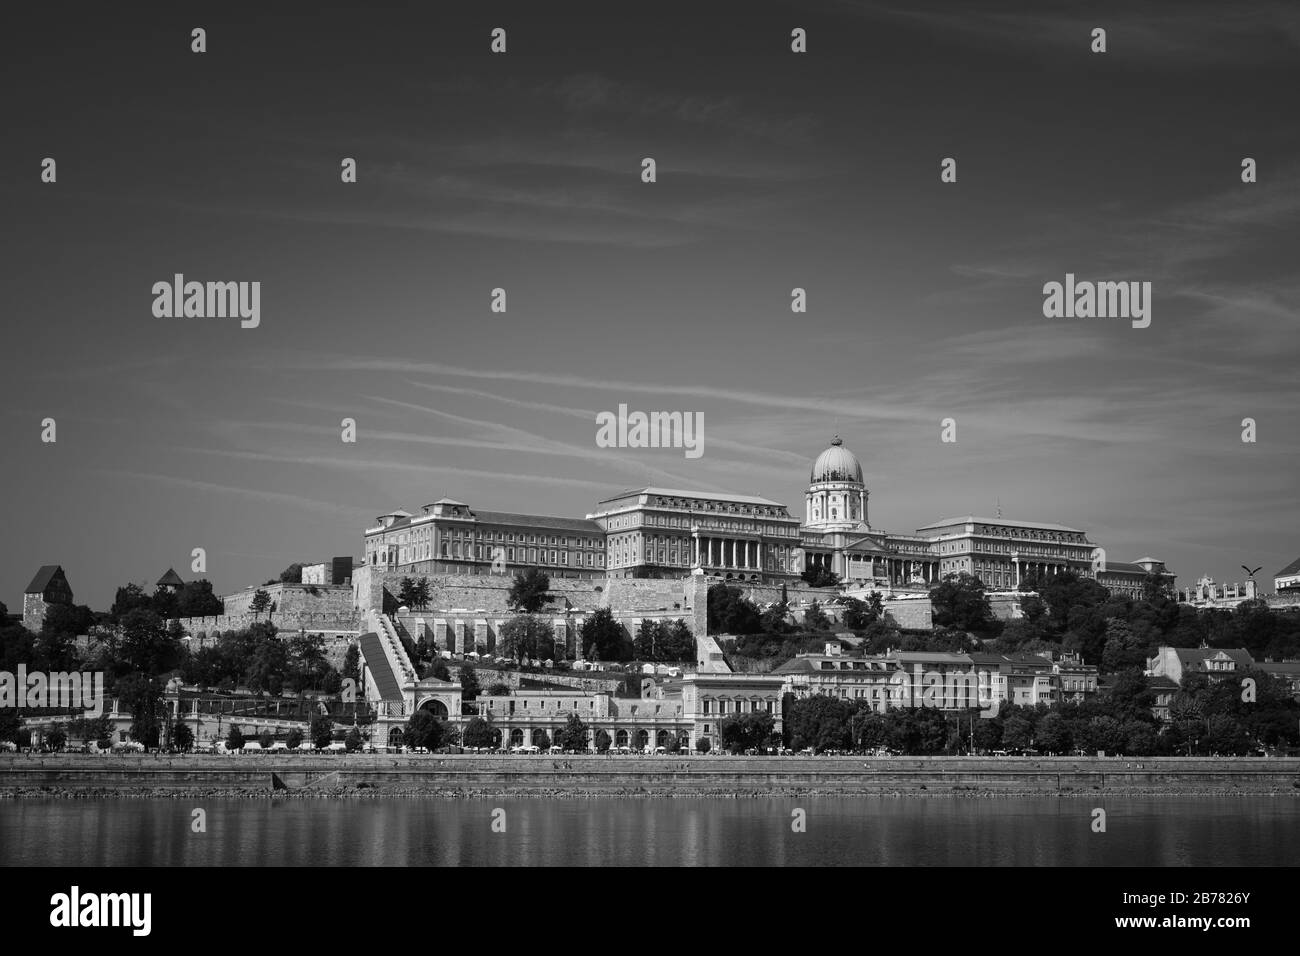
342;645;361;684
487;682;511;697
458;665;481;702
1204;715;1251;756
176;580;223;618
707;585;761;635
580;607;631;661
695;737;712;753
110;583;153;621
1100;619;1148;673
258;729;274;749
759;600;792;634
1001;715;1034;751
658;620;696;663
842;594;882;630
595;729;612;753
508;569;552;613
785;694;854;753
46;728;68;751
226;725;245;751
279;563;305;584
554;712;589;752
719;712;775;753
1141;572;1172;603
286;728;303;749
68;715;112;749
463;717;494;749
634;619;660;661
801;565;841;588
1036;712;1071;755
245;637;290;695
344;726;363;752
498;615;556;663
116;608;181;677
151;586;179;620
533;730;552;750
396;576;419;608
404;710;446;751
249;589;272;618
310;714;334;749
929;573;995;634
413;578;432;610
1033;570;1110;637
117;673;166;749
803;601;831;630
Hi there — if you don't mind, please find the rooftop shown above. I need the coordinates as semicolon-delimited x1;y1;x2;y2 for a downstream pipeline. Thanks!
1275;556;1300;578
23;565;64;595
916;516;1085;534
595;487;788;508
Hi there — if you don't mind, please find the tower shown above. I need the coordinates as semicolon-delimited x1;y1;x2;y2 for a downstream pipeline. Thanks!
804;436;868;532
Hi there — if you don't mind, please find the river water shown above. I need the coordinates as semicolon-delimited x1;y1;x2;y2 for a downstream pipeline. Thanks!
2;795;1295;866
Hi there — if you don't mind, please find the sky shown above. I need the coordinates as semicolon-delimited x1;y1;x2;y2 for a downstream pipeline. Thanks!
2;0;1298;611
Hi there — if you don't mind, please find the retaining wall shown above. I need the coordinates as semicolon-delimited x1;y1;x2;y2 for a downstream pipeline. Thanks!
4;755;1297;794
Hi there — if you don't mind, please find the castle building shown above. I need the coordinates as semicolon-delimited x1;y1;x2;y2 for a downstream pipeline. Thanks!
363;498;605;580
363;436;1173;597
795;437;1172;596
22;565;73;631
1274;557;1300;594
587;488;802;582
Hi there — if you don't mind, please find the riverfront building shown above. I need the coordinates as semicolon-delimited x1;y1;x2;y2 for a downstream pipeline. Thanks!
772;646;1099;711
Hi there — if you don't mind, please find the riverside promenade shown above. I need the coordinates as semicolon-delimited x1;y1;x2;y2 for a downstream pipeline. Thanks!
3;754;1299;797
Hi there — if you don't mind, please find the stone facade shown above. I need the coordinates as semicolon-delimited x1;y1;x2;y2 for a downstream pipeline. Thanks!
223;582;355;617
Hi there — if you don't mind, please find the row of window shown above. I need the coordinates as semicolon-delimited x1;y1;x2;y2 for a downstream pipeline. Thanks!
650;497;790;518
975;526;1087;544
700;699;777;715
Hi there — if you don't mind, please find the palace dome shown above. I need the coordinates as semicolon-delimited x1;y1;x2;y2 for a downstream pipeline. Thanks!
810;436;863;484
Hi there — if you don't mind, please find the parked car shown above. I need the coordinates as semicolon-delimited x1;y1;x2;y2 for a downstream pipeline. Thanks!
267;742;289;752
112;741;145;753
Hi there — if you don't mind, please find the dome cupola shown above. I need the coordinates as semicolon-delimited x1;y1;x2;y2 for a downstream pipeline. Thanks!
810;435;863;484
